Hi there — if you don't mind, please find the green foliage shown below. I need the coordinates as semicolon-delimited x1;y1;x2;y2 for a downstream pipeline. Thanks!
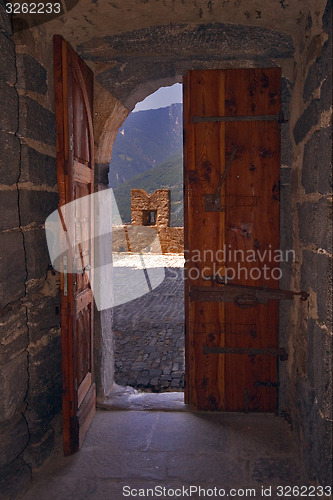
112;152;184;226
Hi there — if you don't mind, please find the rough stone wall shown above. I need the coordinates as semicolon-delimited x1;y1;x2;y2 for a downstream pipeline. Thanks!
281;0;332;485
131;189;171;227
0;0;331;496
130;189;184;253
0;8;61;498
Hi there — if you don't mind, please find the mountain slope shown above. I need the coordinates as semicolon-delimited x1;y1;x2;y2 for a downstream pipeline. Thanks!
108;103;183;188
112;153;183;227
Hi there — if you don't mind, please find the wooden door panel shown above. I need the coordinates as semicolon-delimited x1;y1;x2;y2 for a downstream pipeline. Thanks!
54;35;95;455
184;68;281;412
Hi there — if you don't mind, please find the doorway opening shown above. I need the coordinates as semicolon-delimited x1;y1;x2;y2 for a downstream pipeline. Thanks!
109;84;185;395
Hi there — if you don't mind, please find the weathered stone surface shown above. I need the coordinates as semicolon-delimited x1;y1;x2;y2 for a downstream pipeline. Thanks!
0;189;19;231
0;130;21;185
0;413;29;467
131;189;171;227
0;351;28;422
26;332;62;430
0;459;31;500
95;162;109;185
19;96;56;146
16;54;47;94
297;198;332;251
303;40;332;103
293;99;320;145
0;231;26;308
0;302;28;362
0;81;18;133
24;427;56;469
0;33;16;83
86;23;293;104
302;127;332;194
21;146;57;186
28;295;60;344
301;250;331;325
23;226;50;281
0;2;13;35
19;189;58;226
322;0;332;35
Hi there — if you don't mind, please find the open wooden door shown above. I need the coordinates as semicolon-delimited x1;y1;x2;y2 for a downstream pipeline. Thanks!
184;68;282;411
54;35;96;454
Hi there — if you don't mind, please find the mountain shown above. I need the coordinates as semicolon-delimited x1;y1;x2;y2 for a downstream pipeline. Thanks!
112;153;183;227
108;103;183;188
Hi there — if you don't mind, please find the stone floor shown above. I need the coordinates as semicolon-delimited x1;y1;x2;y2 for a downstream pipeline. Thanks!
113;256;185;391
21;406;313;500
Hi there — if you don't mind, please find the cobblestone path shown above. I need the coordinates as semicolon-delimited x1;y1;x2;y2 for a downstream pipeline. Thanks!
113;258;185;392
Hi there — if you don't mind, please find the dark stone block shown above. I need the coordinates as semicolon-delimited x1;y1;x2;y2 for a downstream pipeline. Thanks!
28;295;60;344
0;189;19;230
316;253;332;325
24;427;55;469
0;303;28;363
306;318;316;387
302;127;332;194
0;81;18;133
26;332;62;428
293;99;320;145
313;415;333;486
0;459;31;500
21;146;57;186
16;53;47;94
19;96;56;146
86;24;293;102
19;189;58;226
0;351;28;422
0;231;26;308
0;130;21;185
0;3;13;35
24;226;50;281
298;198;332;251
0;33;16;83
313;322;332;420
297;201;315;245
301;250;331;325
303;40;332;103
322;0;332;35
96;162;109;185
0;413;29;466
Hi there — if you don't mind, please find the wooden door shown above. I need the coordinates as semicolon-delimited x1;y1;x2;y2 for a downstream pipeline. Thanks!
184;68;281;411
54;35;96;454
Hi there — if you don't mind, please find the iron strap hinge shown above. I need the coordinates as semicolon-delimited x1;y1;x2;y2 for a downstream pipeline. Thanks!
190;283;309;307
203;346;288;361
193;112;287;123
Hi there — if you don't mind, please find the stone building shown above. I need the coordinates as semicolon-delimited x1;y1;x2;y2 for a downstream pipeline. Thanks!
111;188;184;253
0;0;332;498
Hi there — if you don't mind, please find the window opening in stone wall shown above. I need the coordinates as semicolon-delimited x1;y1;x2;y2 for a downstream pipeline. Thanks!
109;83;185;394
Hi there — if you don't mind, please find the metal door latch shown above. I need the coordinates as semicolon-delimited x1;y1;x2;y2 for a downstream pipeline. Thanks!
204;146;238;212
190;281;309;307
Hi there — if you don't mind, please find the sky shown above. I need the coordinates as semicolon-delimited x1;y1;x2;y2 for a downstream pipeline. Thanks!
133;83;182;112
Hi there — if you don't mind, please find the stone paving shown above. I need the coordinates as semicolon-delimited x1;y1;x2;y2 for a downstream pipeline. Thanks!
113;254;185;392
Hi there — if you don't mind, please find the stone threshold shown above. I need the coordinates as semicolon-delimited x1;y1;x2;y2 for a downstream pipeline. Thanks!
97;383;188;411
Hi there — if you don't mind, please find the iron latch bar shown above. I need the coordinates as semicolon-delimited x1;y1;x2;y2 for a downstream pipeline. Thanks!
193;113;286;123
190;283;309;307
203;346;288;361
204;145;238;212
254;381;279;387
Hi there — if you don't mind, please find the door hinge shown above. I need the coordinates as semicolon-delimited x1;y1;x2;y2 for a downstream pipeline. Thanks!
254;380;279;388
69;135;74;151
204;145;238;212
190;281;309;307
